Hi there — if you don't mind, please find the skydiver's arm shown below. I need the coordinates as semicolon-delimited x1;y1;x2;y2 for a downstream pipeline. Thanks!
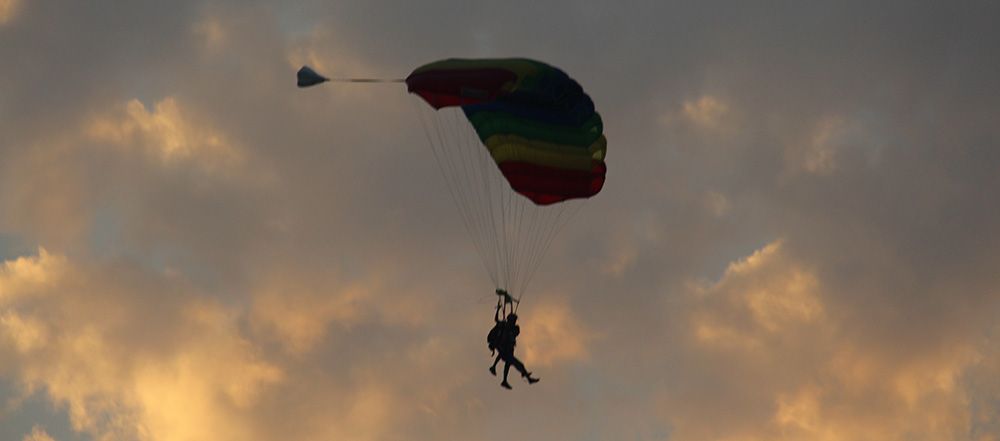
495;302;502;323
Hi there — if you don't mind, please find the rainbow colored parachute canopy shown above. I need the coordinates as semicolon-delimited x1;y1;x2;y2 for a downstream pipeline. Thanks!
406;58;607;205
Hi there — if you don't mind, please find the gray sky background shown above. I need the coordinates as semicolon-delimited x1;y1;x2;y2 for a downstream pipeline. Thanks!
2;1;1000;440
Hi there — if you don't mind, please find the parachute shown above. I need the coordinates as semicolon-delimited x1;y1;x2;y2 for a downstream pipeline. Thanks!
406;58;607;308
296;59;606;308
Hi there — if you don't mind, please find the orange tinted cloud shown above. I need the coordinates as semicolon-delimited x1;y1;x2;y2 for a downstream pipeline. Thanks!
3;3;1000;440
0;0;19;25
21;426;55;441
87;98;244;172
661;241;995;440
0;250;283;440
520;298;593;366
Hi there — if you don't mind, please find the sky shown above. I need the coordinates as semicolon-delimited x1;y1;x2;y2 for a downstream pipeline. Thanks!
2;1;1000;440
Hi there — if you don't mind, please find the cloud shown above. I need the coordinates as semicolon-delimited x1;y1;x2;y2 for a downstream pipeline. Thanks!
192;17;227;52
689;240;827;354
248;268;371;354
1;312;49;353
703;191;731;218
22;426;55;441
520;298;593;367
0;249;66;302
0;143;94;248
652;240;1000;440
793;117;843;175
3;1;1000;440
87;97;245;173
782;115;888;176
0;249;284;441
682;96;730;130
0;0;21;26
0;0;18;25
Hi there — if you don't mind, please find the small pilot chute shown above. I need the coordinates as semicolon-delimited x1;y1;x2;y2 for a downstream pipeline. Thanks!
296;65;329;88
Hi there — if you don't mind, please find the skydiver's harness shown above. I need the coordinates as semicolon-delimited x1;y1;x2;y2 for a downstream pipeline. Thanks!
487;289;518;355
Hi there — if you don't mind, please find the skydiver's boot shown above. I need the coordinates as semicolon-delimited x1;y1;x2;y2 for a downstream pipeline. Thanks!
501;381;512;389
526;373;540;384
489;365;497;376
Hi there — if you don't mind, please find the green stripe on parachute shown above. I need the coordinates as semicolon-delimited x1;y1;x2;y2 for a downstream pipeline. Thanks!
467;111;603;147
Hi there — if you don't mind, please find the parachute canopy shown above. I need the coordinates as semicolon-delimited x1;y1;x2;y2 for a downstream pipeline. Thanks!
406;59;607;205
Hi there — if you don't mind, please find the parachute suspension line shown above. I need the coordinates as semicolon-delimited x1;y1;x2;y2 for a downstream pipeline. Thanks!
526;205;575;294
499;169;511;291
465;113;500;286
414;104;471;261
411;101;498;286
521;199;546;293
460;107;500;288
512;198;546;303
451;107;501;287
513;197;547;299
447;101;503;292
507;190;524;297
505;185;519;293
510;192;522;289
445;111;474;243
510;197;531;297
514;201;585;312
410;99;586;311
536;204;583;291
453;107;498;285
474;113;504;290
509;189;520;292
510;191;532;298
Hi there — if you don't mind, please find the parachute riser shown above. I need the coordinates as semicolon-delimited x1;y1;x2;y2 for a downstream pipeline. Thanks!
297;65;405;87
496;288;519;316
325;78;405;83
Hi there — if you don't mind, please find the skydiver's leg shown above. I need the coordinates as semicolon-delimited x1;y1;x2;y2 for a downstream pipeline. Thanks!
509;354;540;384
501;362;512;389
508;355;529;377
489;354;501;375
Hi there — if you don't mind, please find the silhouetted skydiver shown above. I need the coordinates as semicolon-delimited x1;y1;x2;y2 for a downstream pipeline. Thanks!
488;293;509;374
487;290;539;389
